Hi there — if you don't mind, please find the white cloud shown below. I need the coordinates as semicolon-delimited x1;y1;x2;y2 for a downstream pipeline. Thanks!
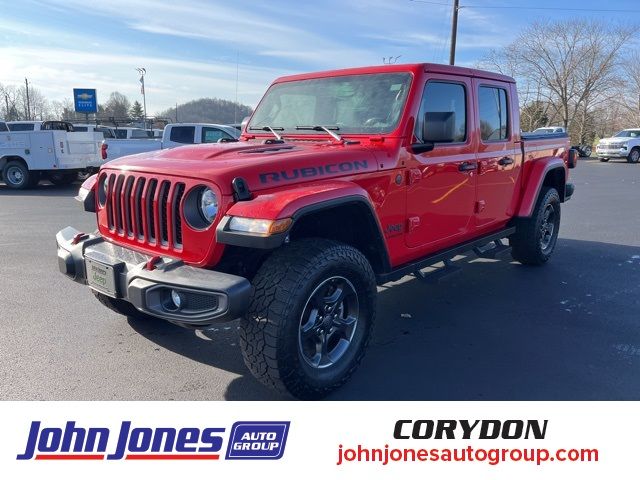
0;45;286;111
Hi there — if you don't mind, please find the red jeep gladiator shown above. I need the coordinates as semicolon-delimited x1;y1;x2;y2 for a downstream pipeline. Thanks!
56;63;576;399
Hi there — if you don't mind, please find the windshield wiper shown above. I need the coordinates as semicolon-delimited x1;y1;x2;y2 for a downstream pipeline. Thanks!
296;125;342;142
248;125;284;141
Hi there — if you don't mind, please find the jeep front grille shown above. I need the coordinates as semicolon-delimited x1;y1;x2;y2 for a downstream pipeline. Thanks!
105;173;186;249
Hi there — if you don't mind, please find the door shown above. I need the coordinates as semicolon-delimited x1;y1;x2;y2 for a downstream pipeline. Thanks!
473;81;522;229
405;77;477;249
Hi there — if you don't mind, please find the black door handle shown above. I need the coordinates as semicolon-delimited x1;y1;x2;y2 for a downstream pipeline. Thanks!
498;156;514;166
458;161;477;172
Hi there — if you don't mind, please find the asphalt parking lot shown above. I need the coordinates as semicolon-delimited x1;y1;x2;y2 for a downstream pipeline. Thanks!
1;157;639;400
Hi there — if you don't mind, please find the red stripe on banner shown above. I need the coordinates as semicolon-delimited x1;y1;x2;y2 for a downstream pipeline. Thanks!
125;454;220;460
35;454;105;460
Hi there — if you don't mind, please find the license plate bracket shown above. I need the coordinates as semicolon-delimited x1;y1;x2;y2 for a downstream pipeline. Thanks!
86;257;119;298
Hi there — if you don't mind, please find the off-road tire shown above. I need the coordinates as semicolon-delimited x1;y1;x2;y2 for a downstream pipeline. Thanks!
627;148;640;163
91;290;155;321
510;186;561;265
240;238;377;399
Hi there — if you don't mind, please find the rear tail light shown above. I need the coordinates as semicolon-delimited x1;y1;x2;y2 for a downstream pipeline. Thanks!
101;143;108;160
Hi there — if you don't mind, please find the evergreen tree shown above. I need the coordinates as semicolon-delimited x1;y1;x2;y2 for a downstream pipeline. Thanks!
129;100;144;119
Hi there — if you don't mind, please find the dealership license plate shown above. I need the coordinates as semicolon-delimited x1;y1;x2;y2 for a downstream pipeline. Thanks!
86;258;117;297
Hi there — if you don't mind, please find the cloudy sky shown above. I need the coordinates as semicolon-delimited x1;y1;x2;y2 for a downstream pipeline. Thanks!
0;0;635;114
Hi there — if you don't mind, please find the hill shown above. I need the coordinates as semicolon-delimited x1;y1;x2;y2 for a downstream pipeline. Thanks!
157;98;253;124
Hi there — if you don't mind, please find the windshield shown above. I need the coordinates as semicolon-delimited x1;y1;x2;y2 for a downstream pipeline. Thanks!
534;128;554;133
248;72;412;135
613;130;640;138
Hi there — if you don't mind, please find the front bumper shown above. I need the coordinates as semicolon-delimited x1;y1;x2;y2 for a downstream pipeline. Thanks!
596;147;628;158
56;226;251;328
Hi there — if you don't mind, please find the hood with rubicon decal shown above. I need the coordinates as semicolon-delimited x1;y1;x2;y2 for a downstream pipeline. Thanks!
104;140;379;195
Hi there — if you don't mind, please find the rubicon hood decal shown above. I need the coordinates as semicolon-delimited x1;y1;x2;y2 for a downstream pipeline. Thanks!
259;160;369;184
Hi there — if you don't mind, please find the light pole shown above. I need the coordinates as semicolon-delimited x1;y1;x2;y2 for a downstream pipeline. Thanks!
136;67;147;128
449;0;460;65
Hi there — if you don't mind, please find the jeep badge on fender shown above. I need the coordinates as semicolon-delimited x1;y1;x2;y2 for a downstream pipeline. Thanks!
56;62;576;399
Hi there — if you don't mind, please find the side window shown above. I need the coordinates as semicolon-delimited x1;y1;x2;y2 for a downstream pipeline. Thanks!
97;128;114;139
115;130;127;139
415;81;467;143
169;126;195;144
202;127;233;143
478;86;509;141
74;126;88;132
131;129;150;139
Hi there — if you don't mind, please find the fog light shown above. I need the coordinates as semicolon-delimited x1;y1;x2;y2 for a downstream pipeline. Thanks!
170;290;186;310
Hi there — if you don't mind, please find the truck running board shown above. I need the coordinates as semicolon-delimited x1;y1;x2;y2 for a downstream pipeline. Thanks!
472;239;511;259
376;227;516;285
414;259;462;284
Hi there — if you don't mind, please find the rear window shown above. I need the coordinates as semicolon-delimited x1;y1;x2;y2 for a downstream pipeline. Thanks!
114;129;127;139
131;129;151;139
73;126;88;132
169;126;195;144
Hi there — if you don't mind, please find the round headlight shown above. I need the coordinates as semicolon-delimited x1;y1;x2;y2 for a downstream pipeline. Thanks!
98;175;109;206
199;188;218;223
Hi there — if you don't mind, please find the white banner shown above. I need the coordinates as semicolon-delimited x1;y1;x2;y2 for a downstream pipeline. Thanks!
0;402;631;478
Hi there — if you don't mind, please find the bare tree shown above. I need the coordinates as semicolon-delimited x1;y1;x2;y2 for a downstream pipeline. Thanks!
482;19;634;143
103;91;131;119
621;51;640;127
0;83;23;121
19;85;51;121
50;98;75;120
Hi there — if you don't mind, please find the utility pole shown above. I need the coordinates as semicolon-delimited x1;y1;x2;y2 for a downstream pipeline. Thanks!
449;0;460;66
136;67;147;128
24;78;31;120
234;51;239;125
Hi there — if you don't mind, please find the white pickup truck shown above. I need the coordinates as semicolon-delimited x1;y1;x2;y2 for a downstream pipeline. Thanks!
101;123;240;160
596;129;640;163
1;128;104;189
73;124;117;139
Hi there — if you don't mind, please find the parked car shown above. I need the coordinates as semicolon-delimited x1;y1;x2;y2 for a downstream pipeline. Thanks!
533;126;566;134
112;127;153;139
1;127;104;188
101;123;240;160
73;124;117;139
596;129;640;163
7;120;76;132
56;62;576;399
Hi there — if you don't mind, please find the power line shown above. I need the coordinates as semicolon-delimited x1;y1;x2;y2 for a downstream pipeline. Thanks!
410;0;640;13
463;5;638;12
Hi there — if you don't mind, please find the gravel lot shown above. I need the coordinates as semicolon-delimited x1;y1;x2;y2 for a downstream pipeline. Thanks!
1;157;639;400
